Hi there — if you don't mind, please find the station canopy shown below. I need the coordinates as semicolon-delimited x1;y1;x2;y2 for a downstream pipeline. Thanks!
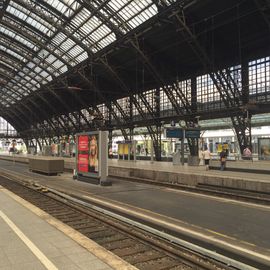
0;0;270;136
0;0;176;107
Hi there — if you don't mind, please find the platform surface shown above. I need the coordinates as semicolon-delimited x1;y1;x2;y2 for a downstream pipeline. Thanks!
0;159;270;267
0;185;117;270
109;159;270;181
1;153;270;182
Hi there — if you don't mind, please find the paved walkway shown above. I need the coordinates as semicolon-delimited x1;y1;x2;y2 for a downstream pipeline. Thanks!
0;185;134;270
1;165;270;269
110;159;270;182
0;154;270;189
1;153;270;180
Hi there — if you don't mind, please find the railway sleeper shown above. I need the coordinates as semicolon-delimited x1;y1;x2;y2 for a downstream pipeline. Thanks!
114;244;152;257
134;256;182;270
122;250;165;264
103;238;137;250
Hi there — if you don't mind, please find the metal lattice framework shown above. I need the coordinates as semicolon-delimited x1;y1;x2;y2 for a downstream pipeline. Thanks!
0;0;270;158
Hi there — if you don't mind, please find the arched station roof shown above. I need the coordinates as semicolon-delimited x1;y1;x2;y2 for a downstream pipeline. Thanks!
0;0;269;134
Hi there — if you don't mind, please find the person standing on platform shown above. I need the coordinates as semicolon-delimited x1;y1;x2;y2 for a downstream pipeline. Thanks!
203;147;211;170
220;148;227;171
243;146;252;160
145;147;149;156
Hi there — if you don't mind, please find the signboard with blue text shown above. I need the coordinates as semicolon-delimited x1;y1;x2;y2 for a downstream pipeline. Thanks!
165;128;200;139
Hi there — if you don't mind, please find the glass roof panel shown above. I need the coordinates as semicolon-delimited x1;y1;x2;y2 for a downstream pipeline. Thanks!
97;33;117;49
107;0;157;30
46;0;80;17
52;59;65;69
0;36;27;56
0;25;37;50
7;2;55;36
0;67;12;76
60;38;77;51
67;7;116;52
1;61;16;71
59;65;68;74
75;52;88;63
0;45;25;61
1;57;20;70
0;0;162;107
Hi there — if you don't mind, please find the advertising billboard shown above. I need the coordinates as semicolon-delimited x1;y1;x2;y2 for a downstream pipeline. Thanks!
77;133;99;174
78;154;88;172
258;138;270;160
78;135;89;151
76;131;109;185
89;134;99;173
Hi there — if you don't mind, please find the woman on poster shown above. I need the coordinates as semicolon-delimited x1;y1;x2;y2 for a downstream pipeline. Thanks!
89;135;98;172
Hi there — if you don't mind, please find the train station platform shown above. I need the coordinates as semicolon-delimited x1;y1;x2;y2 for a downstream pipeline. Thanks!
0;185;135;270
0;154;269;193
0;159;270;268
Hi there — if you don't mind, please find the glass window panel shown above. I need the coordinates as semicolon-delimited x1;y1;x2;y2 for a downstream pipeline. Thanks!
46;0;80;17
75;51;88;63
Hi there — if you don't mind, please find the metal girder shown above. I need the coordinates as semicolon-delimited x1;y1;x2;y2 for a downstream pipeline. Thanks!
0;29;77;132
20;0;131;134
79;0;123;37
254;0;270;31
12;0;85;54
53;79;91;132
87;1;191;117
152;0;168;11
0;0;10;21
148;124;162;161
1;20;71;68
34;0;70;22
0;58;76;132
131;37;191;114
110;102;129;140
5;12;50;40
93;53;164;157
97;55;154;121
82;1;191;121
168;6;252;152
112;100;129;122
1;114;24;133
75;70;108;129
137;93;156;119
76;65;130;139
0;16;76;122
0;35;66;83
0;34;64;81
0;63;65;134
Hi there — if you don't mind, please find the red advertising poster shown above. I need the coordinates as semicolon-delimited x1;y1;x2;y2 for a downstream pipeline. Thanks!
78;154;89;172
78;135;89;151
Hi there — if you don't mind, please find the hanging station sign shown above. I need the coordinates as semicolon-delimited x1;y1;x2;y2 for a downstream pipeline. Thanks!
165;128;200;139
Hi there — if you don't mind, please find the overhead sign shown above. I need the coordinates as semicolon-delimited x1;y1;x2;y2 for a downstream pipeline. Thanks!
165;128;200;139
165;128;183;138
185;129;200;138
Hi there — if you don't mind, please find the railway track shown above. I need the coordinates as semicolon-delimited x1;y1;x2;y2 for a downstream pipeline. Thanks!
0;175;233;270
